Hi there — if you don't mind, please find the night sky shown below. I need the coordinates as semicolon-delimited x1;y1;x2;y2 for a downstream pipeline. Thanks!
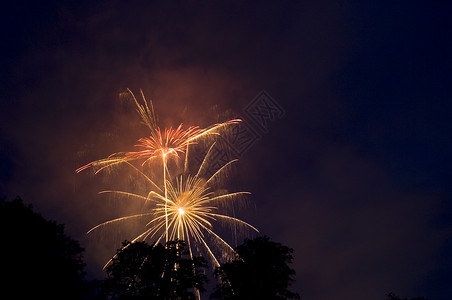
1;1;451;299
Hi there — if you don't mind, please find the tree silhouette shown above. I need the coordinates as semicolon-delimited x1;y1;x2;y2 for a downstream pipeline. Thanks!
0;197;85;299
211;236;300;300
386;292;428;300
102;240;207;299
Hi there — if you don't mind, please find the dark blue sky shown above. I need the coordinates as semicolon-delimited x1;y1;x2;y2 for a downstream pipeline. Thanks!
1;1;451;299
337;1;451;189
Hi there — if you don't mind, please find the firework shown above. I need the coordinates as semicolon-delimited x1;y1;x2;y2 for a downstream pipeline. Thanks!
77;89;257;267
89;145;258;267
77;89;241;241
76;89;240;174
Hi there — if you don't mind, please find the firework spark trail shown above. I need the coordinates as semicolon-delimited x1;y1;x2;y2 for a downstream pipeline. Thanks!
76;89;241;241
76;89;241;174
90;149;258;268
77;89;257;270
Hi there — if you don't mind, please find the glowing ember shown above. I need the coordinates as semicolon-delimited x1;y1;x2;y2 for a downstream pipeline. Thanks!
77;89;257;268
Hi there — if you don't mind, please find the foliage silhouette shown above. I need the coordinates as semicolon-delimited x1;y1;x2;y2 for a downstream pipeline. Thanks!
102;239;207;299
0;197;85;299
211;236;300;300
386;292;428;300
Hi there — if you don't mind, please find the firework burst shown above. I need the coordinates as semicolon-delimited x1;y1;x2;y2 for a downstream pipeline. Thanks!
76;89;240;174
89;146;258;267
77;89;257;267
77;89;241;242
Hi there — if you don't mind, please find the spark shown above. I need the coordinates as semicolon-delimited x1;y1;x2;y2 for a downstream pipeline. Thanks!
77;89;257;269
76;89;241;174
90;148;258;268
77;89;241;241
